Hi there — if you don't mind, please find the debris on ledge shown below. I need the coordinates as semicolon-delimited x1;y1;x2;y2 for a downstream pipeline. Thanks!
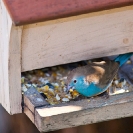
21;55;133;105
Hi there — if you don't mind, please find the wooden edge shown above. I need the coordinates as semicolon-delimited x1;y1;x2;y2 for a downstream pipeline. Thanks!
34;91;133;132
3;0;133;26
21;6;133;72
24;106;35;124
24;96;35;114
0;0;22;114
9;25;22;114
24;87;49;113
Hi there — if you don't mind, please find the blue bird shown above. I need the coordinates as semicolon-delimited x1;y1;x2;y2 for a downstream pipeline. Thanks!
67;53;133;97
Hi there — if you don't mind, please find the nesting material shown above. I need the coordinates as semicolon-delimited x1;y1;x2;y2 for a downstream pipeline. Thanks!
22;59;133;105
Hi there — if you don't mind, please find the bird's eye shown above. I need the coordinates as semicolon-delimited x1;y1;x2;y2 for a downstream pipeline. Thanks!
73;79;77;84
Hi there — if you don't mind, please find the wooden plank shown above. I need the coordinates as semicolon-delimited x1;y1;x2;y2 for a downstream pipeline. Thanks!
24;106;35;124
0;0;2;111
0;2;1;43
0;0;23;114
22;6;133;72
3;0;133;26
24;87;49;113
35;91;133;132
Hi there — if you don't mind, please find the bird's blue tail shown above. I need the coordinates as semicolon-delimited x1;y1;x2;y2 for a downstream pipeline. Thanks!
114;53;133;66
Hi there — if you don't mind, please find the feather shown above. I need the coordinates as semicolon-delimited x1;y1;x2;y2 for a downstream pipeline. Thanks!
67;60;119;88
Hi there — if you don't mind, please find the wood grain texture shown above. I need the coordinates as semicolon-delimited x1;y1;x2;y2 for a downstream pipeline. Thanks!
0;0;22;114
24;106;35;124
0;0;2;110
24;87;49;113
22;6;133;72
35;92;133;132
3;0;133;25
0;2;1;41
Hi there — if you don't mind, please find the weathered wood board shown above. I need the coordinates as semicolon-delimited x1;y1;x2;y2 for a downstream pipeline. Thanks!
0;1;1;41
24;87;49;113
22;6;133;72
0;0;2;111
0;0;22;114
24;106;35;124
24;87;133;132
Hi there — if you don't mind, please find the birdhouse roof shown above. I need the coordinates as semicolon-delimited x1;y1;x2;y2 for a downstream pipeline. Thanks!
3;0;133;26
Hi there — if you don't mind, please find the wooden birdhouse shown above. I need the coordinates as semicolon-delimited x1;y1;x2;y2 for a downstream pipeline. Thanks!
1;0;133;132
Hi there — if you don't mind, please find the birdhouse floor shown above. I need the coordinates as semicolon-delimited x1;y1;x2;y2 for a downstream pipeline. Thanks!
24;87;133;132
22;57;133;132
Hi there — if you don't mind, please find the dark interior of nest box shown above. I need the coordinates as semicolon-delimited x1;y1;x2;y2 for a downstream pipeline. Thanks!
22;52;133;111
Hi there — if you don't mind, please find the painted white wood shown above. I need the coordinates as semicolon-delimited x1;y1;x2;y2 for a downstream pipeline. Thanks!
0;0;22;114
0;0;2;108
22;6;133;72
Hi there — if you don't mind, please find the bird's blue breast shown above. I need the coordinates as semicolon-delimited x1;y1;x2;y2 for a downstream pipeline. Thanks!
76;82;108;97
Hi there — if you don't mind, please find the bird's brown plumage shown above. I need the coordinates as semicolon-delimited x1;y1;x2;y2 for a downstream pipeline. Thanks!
67;60;119;89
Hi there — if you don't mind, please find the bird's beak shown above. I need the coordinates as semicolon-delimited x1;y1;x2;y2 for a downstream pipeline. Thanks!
67;85;75;92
